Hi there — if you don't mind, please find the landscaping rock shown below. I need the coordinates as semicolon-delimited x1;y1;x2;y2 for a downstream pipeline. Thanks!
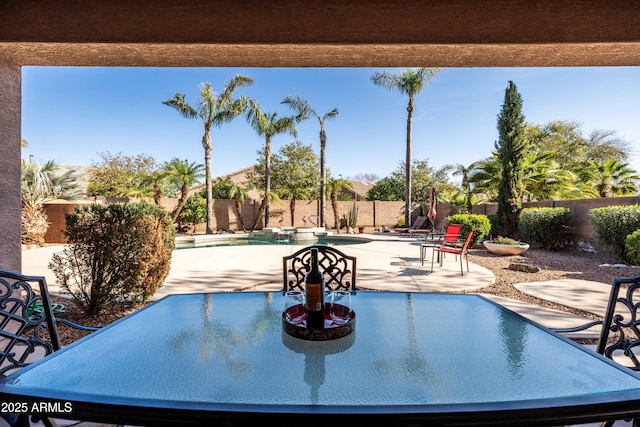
508;262;540;273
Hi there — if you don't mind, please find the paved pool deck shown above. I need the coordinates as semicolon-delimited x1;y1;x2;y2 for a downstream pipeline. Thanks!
21;232;612;335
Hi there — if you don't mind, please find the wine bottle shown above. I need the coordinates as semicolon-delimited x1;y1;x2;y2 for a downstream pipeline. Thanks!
305;248;325;329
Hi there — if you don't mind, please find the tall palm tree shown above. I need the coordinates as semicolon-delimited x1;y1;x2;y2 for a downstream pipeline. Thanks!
162;75;253;234
327;177;353;234
577;159;639;197
371;67;440;228
228;182;249;232
245;103;298;227
282;95;338;228
165;158;205;222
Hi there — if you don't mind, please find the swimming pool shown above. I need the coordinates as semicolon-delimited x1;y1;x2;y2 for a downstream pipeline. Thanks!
175;234;372;249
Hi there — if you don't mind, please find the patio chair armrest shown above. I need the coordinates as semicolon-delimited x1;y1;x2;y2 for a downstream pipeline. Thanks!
553;320;603;334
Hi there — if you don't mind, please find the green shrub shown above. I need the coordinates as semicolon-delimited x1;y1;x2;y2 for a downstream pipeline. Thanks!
49;203;176;316
518;207;571;250
625;230;640;265
179;194;206;232
447;214;491;246
591;205;640;260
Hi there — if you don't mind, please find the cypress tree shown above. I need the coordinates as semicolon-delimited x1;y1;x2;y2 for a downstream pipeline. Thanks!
495;81;528;237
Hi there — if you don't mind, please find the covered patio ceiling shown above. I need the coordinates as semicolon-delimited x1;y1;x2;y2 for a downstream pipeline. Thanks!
1;0;640;67
1;0;639;272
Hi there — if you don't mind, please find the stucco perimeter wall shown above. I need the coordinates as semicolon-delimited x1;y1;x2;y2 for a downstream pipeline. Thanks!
43;197;640;243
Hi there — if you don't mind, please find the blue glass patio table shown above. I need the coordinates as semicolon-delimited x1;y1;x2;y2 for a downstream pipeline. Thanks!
2;291;640;426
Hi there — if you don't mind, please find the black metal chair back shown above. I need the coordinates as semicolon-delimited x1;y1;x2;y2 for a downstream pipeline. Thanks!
596;276;640;370
0;269;97;379
282;245;357;292
556;275;640;371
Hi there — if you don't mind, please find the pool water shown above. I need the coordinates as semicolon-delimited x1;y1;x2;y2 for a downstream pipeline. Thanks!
175;235;371;249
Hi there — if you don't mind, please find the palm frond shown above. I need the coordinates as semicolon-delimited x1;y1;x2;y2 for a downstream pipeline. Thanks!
162;94;198;119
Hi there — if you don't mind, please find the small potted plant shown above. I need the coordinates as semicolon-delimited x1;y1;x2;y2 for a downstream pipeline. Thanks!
358;226;365;234
483;236;530;255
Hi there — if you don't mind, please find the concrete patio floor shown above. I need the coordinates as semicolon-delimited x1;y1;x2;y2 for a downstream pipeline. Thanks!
21;232;609;333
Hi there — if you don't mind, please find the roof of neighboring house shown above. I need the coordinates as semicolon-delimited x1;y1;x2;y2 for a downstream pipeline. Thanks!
189;166;259;200
347;180;376;199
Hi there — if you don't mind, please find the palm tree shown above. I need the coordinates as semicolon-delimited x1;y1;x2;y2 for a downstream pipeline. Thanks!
327;177;353;234
140;169;170;205
282;95;338;228
162;75;253;234
520;151;577;201
21;158;83;245
371;67;440;228
228;182;249;232
245;103;298;227
165;158;205;222
467;156;502;202
447;162;481;213
577;159;639;197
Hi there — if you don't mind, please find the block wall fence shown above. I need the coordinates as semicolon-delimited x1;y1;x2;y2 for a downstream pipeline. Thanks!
43;196;640;245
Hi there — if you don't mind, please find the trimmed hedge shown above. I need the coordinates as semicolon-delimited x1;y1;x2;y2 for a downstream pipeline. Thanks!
518;207;571;250
447;214;491;246
625;230;640;266
591;204;640;261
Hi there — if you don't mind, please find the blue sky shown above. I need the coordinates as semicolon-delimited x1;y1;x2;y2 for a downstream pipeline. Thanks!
21;66;640;184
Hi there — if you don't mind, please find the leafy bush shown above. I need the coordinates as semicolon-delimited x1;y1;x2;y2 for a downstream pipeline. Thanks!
518;207;571;250
179;194;206;232
49;203;175;316
447;214;491;246
625;230;640;266
591;205;640;260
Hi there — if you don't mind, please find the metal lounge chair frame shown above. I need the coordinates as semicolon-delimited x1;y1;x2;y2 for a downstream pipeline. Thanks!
554;275;640;427
282;245;357;292
394;215;428;234
420;223;463;266
431;229;474;276
0;269;99;427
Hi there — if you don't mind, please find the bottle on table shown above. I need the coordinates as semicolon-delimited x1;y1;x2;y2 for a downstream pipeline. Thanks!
305;248;325;329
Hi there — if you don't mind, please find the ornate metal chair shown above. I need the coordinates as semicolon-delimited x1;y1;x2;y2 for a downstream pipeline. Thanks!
555;275;640;371
555;276;640;427
0;269;98;427
282;245;357;292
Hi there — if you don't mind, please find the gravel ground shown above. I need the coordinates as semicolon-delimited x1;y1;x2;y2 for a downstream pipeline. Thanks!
52;246;638;346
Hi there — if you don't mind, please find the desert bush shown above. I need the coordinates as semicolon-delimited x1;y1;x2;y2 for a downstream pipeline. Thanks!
518;207;571;250
591;205;640;260
49;203;175;316
447;214;491;246
625;230;640;265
